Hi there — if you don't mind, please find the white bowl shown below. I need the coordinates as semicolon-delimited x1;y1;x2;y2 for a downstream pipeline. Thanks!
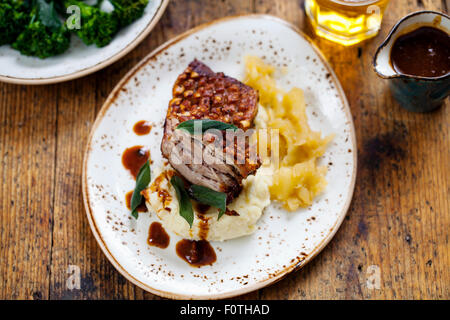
0;0;169;85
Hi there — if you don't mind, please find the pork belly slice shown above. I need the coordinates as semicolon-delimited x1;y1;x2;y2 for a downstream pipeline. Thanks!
161;60;261;201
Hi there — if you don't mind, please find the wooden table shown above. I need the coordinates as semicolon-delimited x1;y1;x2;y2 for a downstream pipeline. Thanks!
0;0;448;300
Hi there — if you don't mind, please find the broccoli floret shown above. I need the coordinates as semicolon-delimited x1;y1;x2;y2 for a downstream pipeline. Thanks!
64;0;118;48
110;0;148;28
12;21;70;59
0;0;31;46
12;0;71;58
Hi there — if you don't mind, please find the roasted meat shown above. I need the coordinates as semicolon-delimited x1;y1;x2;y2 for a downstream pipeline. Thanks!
161;60;261;201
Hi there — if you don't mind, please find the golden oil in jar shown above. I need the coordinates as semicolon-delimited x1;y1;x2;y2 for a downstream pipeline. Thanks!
305;0;390;46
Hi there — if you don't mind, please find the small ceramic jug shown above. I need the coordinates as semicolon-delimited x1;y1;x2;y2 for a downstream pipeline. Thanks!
373;11;450;112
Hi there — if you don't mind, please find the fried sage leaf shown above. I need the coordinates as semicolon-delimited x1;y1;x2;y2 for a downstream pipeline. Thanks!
188;184;227;220
170;175;194;228
130;160;151;219
176;119;237;134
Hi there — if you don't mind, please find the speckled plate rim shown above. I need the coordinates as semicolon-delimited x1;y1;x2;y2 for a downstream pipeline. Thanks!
0;0;169;85
82;14;357;300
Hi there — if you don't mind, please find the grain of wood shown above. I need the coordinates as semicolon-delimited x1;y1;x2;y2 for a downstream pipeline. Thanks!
0;0;448;300
0;85;57;299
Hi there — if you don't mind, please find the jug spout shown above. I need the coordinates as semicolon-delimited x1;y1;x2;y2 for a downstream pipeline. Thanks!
373;39;397;79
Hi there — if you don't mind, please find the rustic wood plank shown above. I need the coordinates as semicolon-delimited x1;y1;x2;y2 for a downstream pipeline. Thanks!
254;0;307;29
0;84;57;299
47;76;132;299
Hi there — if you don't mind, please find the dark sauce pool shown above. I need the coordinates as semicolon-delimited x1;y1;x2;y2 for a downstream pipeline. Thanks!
121;145;150;179
125;190;148;213
133;121;152;135
176;239;216;267
148;222;170;249
193;202;210;214
390;26;450;78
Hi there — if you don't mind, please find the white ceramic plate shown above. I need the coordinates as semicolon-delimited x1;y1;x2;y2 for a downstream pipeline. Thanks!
0;0;169;85
83;15;357;299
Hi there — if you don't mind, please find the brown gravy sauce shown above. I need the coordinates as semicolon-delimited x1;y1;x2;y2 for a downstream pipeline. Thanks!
176;239;216;267
194;202;210;214
225;208;240;216
125;190;148;212
390;26;450;78
133;120;152;135
193;203;239;216
149;171;175;209
147;222;170;249
121;145;150;179
197;214;209;241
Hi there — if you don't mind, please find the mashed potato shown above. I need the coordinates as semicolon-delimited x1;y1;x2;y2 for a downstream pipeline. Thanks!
143;165;272;241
